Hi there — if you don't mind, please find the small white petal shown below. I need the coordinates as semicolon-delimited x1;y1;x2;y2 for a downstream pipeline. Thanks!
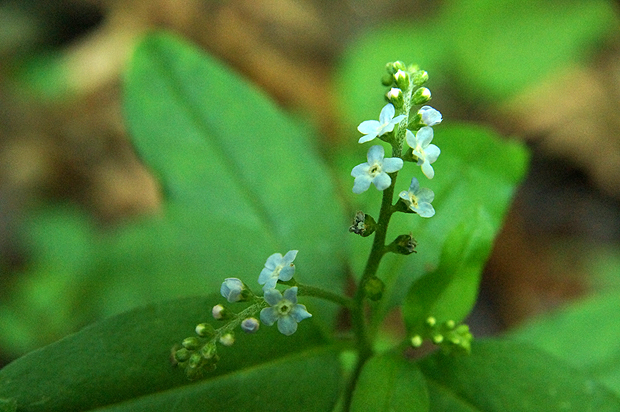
379;103;396;124
366;145;385;163
373;173;392;191
382;157;404;173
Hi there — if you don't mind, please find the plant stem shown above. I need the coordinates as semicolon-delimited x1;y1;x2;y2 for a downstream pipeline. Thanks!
295;283;354;309
343;171;399;411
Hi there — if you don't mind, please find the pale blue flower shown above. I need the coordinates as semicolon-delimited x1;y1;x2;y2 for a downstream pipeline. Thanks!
418;106;442;126
357;103;406;143
260;287;312;336
399;177;435;218
405;128;440;179
258;250;298;291
220;278;245;302
351;145;404;194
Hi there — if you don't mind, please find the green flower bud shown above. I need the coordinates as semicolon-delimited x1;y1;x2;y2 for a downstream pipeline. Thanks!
219;333;235;347
188;352;203;369
201;343;217;359
411;335;423;348
394;70;410;90
412;87;432;105
174;347;191;362
182;337;201;350
363;276;385;301
195;323;215;337
386;87;404;108
432;334;444;344
412;70;429;86
426;316;437;327
381;73;395;87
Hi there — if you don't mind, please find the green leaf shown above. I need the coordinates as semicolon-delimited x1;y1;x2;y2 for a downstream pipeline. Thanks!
351;352;429;412
0;295;341;411
507;292;620;396
444;0;618;101
419;339;620;411
335;0;618;123
0;31;349;354
403;215;493;334
343;124;528;325
0;398;17;412
123;31;348;324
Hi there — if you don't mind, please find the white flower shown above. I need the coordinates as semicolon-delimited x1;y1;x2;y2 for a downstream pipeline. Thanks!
405;128;440;179
418;106;442;126
351;145;403;194
258;250;298;291
399;177;435;218
357;103;406;143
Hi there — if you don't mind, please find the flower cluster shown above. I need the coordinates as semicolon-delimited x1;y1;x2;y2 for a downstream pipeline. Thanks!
410;316;473;355
174;250;311;379
351;61;442;219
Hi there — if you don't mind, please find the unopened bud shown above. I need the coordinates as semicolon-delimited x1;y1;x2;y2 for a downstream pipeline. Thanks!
195;323;215;337
241;317;260;334
219;333;235;346
412;87;432;105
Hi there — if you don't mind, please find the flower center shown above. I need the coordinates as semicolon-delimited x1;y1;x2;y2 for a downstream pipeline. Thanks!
276;299;293;315
409;193;419;207
368;163;382;177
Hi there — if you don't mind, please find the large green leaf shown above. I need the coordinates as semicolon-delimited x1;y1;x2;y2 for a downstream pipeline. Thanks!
351;352;429;412
0;31;349;355
121;32;348;323
507;292;620;395
0;295;341;411
419;339;620;411
342;124;528;325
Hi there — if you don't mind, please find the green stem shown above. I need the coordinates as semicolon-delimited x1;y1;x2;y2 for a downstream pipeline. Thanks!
295;283;354;309
343;172;399;411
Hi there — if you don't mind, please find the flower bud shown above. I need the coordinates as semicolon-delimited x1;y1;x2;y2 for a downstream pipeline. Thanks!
363;276;385;301
411;335;423;348
220;278;251;303
174;347;191;362
412;70;429;86
201;343;217;359
386;87;404;108
219;333;235;346
182;337;201;350
241;317;260;334
418;106;442;126
394;70;410;90
195;323;215;337
381;73;395;87
188;352;203;368
412;87;432;105
212;304;230;320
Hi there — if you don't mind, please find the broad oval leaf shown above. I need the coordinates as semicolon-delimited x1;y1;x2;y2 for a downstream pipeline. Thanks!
0;295;341;412
351;352;429;412
508;292;620;396
419;339;620;411
343;124;528;326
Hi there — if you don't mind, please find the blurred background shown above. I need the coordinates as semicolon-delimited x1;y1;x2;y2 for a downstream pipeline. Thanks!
1;0;619;366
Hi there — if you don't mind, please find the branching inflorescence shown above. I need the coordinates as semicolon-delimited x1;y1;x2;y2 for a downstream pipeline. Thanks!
173;61;471;388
